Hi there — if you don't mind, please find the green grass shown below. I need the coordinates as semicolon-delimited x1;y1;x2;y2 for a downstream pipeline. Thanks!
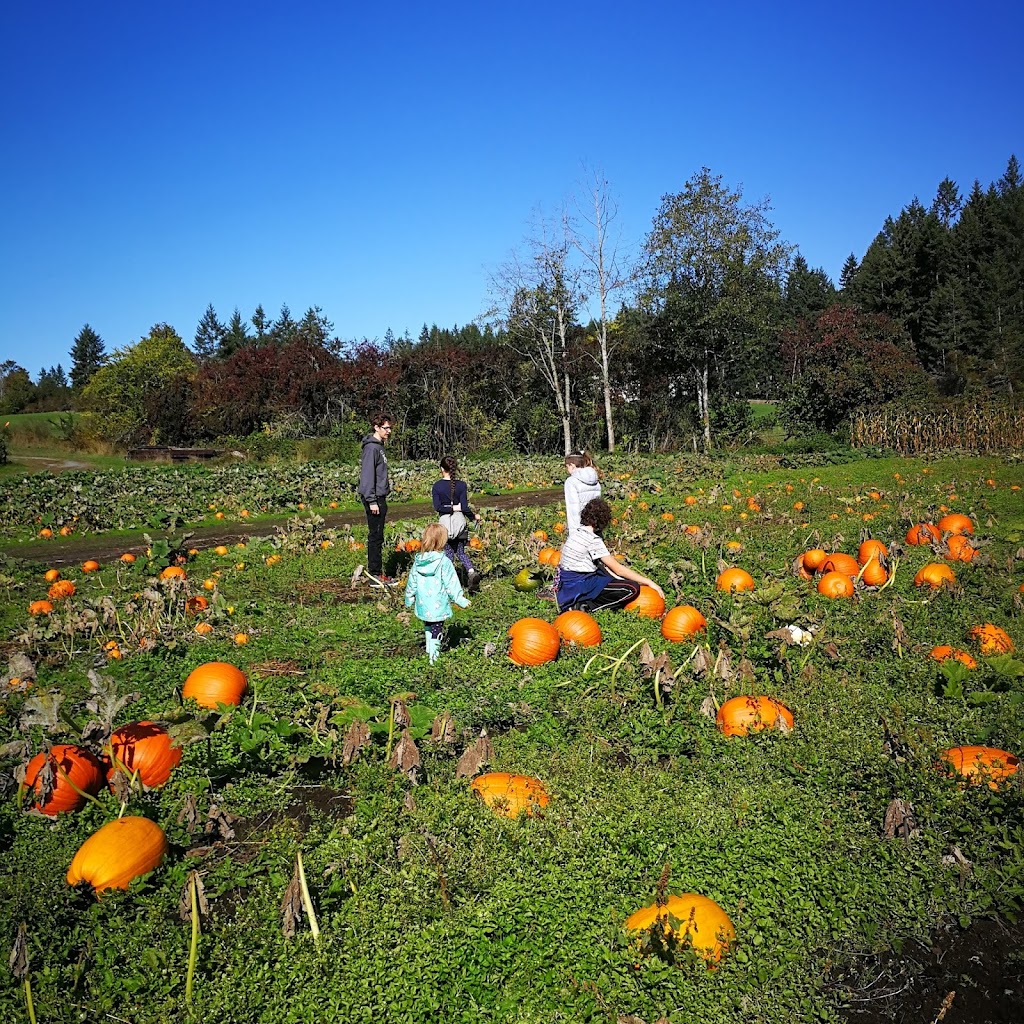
1;453;1024;1022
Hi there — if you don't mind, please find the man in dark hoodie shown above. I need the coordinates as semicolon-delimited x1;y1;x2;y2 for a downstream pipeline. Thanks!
358;411;395;586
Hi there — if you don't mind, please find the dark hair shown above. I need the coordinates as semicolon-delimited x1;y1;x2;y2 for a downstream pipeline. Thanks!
565;451;595;470
370;410;393;428
439;456;459;476
580;497;612;533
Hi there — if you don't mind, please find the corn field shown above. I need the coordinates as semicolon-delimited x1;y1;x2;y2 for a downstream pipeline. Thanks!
850;403;1024;453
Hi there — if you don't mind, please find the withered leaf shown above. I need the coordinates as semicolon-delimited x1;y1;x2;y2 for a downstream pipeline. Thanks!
823;642;840;661
738;657;756;683
109;769;131;805
891;611;909;655
9;923;27;979
403;791;417;813
882;798;916;840
392;700;411;729
178;871;208;922
389;729;421;783
342;720;371;766
699;694;718;720
205;804;236;841
176;793;201;834
395;611;412;626
941;845;973;886
2;740;31;764
18;691;65;734
430;711;457;745
29;750;57;807
482;642;497;658
350;565;364;587
691;647;715;677
638;641;672;680
455;730;494;779
775;714;793;736
791;555;809;578
713;644;734;683
7;654;35;682
280;867;302;940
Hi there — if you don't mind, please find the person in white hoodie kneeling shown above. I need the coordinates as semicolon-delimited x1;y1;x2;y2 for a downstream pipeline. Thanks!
563;452;602;533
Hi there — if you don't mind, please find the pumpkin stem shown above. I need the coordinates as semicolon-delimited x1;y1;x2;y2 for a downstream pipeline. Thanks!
296;852;321;947
24;977;36;1024
53;762;103;810
186;872;200;1007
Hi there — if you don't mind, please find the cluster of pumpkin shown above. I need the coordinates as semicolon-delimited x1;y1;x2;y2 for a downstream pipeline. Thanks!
795;541;888;599
906;513;977;563
19;662;248;895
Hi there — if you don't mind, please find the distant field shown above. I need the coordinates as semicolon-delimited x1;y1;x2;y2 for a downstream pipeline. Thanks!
748;400;778;421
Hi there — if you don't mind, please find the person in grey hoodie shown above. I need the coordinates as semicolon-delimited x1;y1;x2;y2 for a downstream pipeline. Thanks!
358;411;394;585
563;451;602;533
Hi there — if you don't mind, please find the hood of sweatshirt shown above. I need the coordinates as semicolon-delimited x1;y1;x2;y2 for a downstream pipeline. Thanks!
361;434;384;450
572;466;599;486
413;552;445;576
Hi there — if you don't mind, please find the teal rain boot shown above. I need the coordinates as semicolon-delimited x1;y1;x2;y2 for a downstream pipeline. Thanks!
426;634;442;665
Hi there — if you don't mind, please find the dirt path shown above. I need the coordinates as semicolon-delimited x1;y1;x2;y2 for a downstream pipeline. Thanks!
10;455;93;471
1;488;564;566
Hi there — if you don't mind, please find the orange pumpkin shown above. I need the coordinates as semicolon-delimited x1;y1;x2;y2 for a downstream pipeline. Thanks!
182;662;248;708
160;565;186;580
938;513;974;536
661;605;707;641
817;571;854;599
44;568;60;582
820;553;860;578
969;624;1014;655
48;579;76;600
67;816;168;894
857;539;888;565
553;610;602;647
945;535;976;562
469;536;484;550
28;600;54;616
471;772;550;818
801;549;828;573
624;585;667;618
185;595;209;616
194;622;214;635
120;553;136;563
81;560;100;572
859;557;888;588
532;530;549;542
715;568;755;593
939;746;1019;790
22;745;106;815
405;538;422;552
106;721;182;789
929;645;977;669
716;696;794;737
624;893;735;964
915;563;956;589
538;546;561;567
507;618;560;666
905;523;940;546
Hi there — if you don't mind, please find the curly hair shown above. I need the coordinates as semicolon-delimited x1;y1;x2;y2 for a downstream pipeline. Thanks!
579;498;612;533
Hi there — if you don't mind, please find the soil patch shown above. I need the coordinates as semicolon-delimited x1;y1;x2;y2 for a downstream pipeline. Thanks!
2;488;563;566
836;916;1024;1024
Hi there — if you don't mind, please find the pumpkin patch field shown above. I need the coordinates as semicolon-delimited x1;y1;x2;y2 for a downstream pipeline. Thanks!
2;452;1024;1022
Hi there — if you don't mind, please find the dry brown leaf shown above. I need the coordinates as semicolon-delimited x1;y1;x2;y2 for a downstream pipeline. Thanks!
178;871;208;923
699;694;718;720
455;730;494;779
176;793;202;834
9;923;27;980
392;700;411;729
389;729;421;783
713;644;734;682
738;657;756;683
342;720;371;766
205;804;236;841
691;647;714;677
403;791;417;813
280;865;302;939
430;712;457;745
882;798;916;840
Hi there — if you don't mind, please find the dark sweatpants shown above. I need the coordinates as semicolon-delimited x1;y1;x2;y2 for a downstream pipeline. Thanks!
362;497;388;575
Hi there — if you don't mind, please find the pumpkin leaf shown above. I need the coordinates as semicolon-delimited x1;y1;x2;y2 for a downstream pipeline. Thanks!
456;730;493;779
205;804;236;841
8;923;28;980
882;798;917;840
389;729;421;783
430;712;457;745
177;793;202;834
280;868;303;940
18;691;65;734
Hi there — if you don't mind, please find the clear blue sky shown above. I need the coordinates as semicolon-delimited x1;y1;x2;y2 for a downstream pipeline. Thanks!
1;0;1021;374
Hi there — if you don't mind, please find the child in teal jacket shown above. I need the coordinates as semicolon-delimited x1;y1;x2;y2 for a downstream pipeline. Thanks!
404;524;471;663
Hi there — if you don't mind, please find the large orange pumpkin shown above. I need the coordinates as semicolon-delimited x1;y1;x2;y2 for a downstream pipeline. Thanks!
28;600;54;616
182;662;248;708
624;893;735;964
938;513;974;536
48;579;76;600
929;645;977;669
81;560;100;572
906;523;940;546
67;816;168;894
471;772;550;818
715;568;755;593
507;618;560;665
716;696;794;737
22;745;106;815
914;563;956;589
969;624;1014;655
160;565;186;580
106;721;182;789
945;535;976;562
939;746;1019;790
661;605;707;641
857;539;888;565
553;610;602;647
817;571;854;599
820;553;860;578
624;585;667;618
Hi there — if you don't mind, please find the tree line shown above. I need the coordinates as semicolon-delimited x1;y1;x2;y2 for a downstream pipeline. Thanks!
2;157;1021;456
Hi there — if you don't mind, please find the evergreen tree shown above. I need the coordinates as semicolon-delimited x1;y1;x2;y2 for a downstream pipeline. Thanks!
932;177;962;229
69;324;106;391
296;306;333;346
270;304;297;344
839;254;859;292
252;304;271;343
782;255;837;324
219;309;251;358
193;304;226;360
